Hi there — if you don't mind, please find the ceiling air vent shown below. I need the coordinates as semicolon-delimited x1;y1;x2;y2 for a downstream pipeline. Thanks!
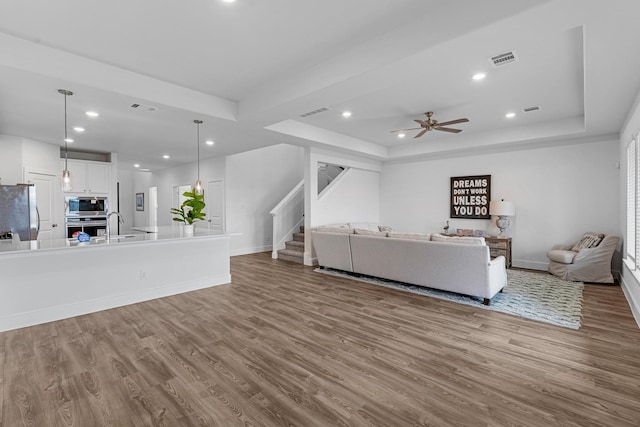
130;103;159;112
300;107;330;118
523;106;541;113
489;50;518;67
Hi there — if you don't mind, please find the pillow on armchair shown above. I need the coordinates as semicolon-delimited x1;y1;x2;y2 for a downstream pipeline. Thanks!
571;232;605;251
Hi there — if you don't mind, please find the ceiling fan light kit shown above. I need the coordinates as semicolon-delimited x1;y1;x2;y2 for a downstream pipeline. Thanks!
391;111;469;139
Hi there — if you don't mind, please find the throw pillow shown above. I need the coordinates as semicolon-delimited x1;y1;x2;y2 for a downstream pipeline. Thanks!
431;234;486;246
315;227;352;234
571;232;605;251
386;231;430;241
353;228;387;237
348;222;378;231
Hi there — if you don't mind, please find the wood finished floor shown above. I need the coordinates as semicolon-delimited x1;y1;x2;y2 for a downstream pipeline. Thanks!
1;252;639;427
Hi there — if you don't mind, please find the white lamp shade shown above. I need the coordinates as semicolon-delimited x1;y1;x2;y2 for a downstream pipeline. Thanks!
489;200;515;216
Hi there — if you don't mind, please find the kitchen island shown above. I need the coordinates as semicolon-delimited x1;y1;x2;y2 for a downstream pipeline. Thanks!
0;225;231;332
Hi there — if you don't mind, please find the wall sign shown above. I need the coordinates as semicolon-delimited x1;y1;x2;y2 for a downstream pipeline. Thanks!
450;175;491;219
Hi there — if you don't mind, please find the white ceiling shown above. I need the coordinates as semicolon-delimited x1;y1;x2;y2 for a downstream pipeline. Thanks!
0;0;639;171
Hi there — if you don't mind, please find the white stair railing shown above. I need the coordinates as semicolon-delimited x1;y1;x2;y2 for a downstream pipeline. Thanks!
270;180;304;259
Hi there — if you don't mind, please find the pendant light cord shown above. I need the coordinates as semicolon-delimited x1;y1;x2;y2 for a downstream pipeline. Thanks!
197;121;200;181
64;92;68;170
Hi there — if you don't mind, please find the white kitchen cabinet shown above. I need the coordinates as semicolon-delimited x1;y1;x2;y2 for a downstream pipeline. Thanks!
62;159;111;194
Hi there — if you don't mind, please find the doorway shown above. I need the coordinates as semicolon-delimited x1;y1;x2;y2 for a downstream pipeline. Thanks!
206;179;225;232
24;168;63;240
149;186;158;228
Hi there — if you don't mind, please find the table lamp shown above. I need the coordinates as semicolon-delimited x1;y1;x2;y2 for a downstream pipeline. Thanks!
489;199;515;238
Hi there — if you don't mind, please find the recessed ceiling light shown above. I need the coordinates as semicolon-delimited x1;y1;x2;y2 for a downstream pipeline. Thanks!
73;127;85;132
472;72;486;81
398;133;406;138
133;164;140;168
85;111;99;118
206;140;214;146
64;138;74;143
223;0;236;2
162;154;170;159
505;112;516;118
342;111;352;118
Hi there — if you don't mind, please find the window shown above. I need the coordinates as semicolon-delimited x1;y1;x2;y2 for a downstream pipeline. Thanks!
627;135;639;269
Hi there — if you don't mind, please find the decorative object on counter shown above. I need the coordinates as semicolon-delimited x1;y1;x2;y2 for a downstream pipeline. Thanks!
171;189;206;235
77;232;90;242
59;89;74;192
456;228;475;236
193;119;204;195
489;199;515;238
443;220;450;234
136;192;144;211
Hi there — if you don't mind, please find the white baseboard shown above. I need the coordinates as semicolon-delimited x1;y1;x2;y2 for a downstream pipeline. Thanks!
512;259;547;271
230;245;272;256
620;271;640;329
0;275;230;333
304;252;317;266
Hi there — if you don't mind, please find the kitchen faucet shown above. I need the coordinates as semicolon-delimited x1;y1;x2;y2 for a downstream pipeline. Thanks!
106;211;124;241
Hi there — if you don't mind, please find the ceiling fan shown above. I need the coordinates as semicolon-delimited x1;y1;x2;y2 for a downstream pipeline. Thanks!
391;111;469;138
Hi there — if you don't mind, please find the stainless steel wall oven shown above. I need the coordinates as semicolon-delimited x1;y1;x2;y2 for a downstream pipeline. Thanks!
65;196;108;237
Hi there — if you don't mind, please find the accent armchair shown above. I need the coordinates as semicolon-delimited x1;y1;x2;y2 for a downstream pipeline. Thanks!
547;234;619;283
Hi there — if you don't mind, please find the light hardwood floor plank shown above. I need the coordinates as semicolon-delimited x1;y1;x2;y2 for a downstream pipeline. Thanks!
1;252;640;426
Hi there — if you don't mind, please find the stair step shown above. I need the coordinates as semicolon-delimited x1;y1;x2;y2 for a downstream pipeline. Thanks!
285;240;304;251
277;249;304;264
292;232;305;242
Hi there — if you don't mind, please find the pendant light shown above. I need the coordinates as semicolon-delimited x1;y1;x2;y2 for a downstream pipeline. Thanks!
59;89;73;191
193;119;204;195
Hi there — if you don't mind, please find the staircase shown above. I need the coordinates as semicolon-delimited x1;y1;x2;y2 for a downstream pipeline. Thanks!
277;226;305;264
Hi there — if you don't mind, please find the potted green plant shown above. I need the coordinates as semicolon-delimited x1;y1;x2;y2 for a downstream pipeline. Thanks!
170;189;206;235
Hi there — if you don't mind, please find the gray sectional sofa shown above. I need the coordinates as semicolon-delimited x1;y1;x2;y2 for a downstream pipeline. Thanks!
311;228;507;305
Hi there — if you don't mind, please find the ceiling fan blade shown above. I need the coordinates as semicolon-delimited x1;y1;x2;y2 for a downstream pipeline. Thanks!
434;126;462;133
390;127;422;133
414;129;428;138
414;119;428;126
436;118;469;127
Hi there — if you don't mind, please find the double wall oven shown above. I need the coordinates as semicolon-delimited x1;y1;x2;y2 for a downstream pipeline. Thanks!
65;196;108;238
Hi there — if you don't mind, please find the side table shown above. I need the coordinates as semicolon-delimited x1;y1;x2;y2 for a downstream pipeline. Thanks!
485;237;512;268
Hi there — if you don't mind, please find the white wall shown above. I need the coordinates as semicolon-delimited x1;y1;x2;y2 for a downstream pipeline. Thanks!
117;169;134;234
0;135;59;184
620;89;640;326
131;171;153;228
137;156;226;228
22;138;60;174
381;138;620;270
315;168;380;226
127;144;303;255
303;147;382;264
0;135;24;184
226;144;304;255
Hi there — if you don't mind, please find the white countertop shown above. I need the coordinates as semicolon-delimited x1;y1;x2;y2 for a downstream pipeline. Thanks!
0;225;228;255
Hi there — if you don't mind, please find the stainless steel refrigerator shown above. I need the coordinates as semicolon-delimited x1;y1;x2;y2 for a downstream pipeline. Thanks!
0;184;39;241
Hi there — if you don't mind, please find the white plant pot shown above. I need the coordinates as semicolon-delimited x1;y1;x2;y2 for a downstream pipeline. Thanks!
184;223;194;236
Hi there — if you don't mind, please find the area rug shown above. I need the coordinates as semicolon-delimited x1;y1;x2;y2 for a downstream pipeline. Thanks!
314;268;584;329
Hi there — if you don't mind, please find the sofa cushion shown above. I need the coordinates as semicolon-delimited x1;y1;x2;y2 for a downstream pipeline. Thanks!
547;249;577;264
353;228;387;237
387;231;430;241
316;226;352;234
431;233;486;246
571;232;605;251
348;222;379;231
